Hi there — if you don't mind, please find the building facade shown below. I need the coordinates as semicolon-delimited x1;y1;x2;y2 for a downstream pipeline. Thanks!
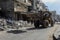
50;11;57;22
31;0;48;13
0;0;14;19
14;0;32;12
14;0;32;20
0;0;49;20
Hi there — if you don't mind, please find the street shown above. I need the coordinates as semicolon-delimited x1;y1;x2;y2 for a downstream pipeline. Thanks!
0;24;59;40
0;0;60;40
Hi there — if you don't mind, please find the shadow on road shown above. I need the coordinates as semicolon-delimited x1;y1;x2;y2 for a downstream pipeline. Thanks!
0;28;4;31
7;30;27;34
27;27;46;30
6;26;50;34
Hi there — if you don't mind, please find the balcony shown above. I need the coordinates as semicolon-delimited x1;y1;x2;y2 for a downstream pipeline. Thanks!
14;6;28;12
17;0;32;6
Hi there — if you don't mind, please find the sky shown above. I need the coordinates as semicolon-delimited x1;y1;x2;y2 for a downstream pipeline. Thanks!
42;0;60;15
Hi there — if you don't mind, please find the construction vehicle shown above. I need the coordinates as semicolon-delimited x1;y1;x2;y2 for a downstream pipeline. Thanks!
19;11;54;28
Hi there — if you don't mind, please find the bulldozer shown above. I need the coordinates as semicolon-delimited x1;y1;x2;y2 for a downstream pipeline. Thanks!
15;11;54;28
33;11;54;28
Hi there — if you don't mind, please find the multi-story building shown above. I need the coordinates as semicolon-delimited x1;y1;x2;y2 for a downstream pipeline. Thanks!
31;0;48;13
50;11;57;22
0;0;32;20
38;2;48;11
14;0;48;12
0;0;49;20
14;0;32;12
14;0;32;20
0;0;14;19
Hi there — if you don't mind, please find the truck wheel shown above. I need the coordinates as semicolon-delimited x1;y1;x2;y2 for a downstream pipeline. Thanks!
34;21;39;28
43;20;49;28
34;24;39;28
51;21;54;27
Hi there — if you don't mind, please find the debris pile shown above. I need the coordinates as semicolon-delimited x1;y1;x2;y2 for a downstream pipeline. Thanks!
0;19;7;31
0;19;34;30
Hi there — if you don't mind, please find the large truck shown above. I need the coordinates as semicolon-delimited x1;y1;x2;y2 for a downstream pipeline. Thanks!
19;11;54;28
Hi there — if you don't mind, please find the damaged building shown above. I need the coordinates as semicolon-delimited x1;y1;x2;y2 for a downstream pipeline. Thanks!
0;0;49;20
0;0;14;19
14;0;49;20
14;0;32;20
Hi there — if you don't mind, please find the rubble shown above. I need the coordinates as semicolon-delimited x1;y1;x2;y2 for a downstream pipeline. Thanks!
0;18;7;30
0;18;34;30
53;25;60;40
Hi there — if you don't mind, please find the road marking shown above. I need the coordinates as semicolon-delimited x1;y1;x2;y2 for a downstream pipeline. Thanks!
48;24;59;40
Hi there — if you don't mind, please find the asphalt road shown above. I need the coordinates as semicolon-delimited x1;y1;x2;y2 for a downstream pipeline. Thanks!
0;25;58;40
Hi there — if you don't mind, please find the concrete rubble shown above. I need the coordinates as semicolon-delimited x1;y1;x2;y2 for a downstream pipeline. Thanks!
0;18;34;30
53;24;60;40
0;18;7;31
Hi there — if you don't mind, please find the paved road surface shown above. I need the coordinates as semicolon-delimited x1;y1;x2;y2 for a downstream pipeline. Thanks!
0;24;58;40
